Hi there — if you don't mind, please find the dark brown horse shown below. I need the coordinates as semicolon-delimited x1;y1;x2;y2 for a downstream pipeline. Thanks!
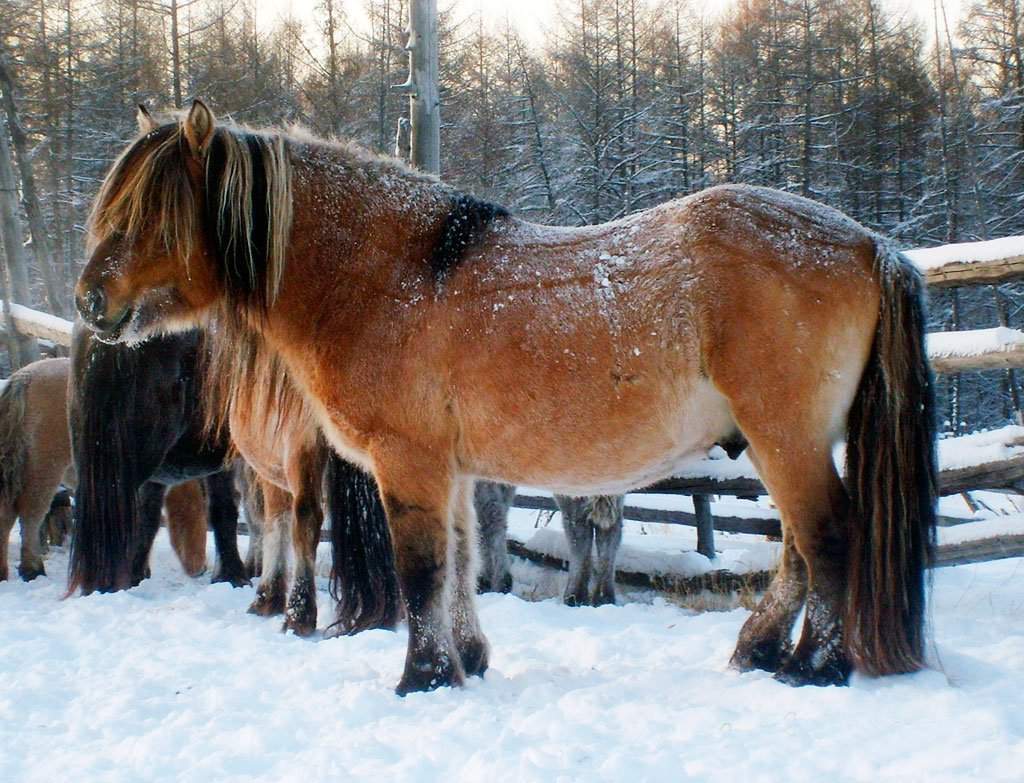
0;356;224;582
76;102;936;694
67;323;249;594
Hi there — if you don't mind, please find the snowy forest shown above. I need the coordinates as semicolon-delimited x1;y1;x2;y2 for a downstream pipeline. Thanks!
2;0;1024;430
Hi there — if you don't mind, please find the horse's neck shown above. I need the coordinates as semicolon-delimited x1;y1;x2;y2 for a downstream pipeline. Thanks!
290;144;448;275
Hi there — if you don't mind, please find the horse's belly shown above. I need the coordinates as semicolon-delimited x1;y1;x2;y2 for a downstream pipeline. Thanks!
466;376;735;496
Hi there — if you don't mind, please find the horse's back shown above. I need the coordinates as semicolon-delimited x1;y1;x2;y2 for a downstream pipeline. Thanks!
446;185;882;492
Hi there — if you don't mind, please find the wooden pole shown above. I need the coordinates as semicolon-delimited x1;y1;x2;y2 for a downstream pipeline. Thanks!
694;494;716;559
393;0;440;175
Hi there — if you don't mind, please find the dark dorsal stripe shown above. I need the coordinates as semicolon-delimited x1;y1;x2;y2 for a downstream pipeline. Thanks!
204;131;273;310
430;193;509;282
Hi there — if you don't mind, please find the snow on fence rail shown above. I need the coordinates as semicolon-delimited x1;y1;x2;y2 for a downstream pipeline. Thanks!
1;303;72;346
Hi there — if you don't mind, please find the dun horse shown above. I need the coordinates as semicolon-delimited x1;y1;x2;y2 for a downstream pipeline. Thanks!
77;102;936;693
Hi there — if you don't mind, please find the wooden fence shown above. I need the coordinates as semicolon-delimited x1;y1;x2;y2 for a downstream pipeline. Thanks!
5;235;1024;570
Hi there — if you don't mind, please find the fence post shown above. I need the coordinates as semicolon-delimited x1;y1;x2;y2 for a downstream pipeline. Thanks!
694;493;715;559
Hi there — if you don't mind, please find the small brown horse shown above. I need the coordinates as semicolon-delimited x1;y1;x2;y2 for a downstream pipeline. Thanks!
77;102;936;694
206;332;400;637
0;357;213;580
0;359;74;580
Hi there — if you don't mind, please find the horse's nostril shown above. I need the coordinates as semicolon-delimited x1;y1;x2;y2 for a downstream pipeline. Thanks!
77;287;106;321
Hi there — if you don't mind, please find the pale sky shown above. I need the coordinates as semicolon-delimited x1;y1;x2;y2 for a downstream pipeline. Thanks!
257;0;966;44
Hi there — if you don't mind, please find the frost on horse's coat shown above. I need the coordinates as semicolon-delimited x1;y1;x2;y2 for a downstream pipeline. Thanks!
76;102;937;696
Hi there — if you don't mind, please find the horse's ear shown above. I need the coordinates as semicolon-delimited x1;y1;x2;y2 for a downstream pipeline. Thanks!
183;99;216;157
136;104;157;134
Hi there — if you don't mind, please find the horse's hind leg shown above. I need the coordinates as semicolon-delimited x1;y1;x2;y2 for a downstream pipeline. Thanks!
556;495;594;607
590;496;624;607
474;481;515;594
0;505;16;581
730;524;807;673
206;470;249;587
773;466;850;686
164;480;207;578
248;481;289;617
452;478;489;678
283;451;325;637
15;488;56;581
731;431;850;685
16;507;49;581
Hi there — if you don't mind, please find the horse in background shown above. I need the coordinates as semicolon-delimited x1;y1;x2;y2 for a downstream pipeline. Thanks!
0;356;217;582
77;103;936;693
0;358;74;580
475;482;624;607
67;324;249;594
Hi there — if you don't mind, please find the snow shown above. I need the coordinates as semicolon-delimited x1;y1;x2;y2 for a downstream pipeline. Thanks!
928;326;1024;360
3;530;1023;782
937;425;1024;471
905;234;1024;270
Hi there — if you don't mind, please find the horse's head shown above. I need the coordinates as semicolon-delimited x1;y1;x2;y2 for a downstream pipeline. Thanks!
76;102;223;344
76;101;291;345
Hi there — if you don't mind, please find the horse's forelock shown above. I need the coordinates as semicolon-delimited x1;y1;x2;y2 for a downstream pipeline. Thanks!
88;122;293;315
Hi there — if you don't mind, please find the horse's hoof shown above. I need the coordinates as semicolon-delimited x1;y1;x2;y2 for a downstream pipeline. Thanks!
247;590;286;617
212;567;251;588
17;563;45;582
395;655;464;696
590;589;616;607
773;654;850;687
458;636;490;678
282;615;317;637
563;591;587;608
730;639;792;674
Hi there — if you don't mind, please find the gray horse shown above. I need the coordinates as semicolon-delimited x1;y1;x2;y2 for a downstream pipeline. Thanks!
475;482;624;606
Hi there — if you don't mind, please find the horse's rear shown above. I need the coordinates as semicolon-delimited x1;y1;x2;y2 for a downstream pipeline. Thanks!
452;184;934;684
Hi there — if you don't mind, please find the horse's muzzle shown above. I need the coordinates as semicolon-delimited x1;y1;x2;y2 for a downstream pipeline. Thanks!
75;285;132;339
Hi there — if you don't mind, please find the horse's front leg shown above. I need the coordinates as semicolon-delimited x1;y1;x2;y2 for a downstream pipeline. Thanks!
451;478;490;677
206;469;249;587
247;481;290;617
376;449;462;695
130;482;166;586
283;449;325;637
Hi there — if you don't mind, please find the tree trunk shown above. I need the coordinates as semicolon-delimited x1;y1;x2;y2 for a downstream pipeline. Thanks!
0;54;65;317
0;119;39;364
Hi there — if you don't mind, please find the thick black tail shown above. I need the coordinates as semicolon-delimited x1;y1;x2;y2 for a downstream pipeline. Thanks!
325;453;401;634
67;343;143;595
0;374;29;514
844;240;938;675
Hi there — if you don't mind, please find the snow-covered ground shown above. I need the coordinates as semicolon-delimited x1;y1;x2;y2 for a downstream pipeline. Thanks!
1;526;1022;782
